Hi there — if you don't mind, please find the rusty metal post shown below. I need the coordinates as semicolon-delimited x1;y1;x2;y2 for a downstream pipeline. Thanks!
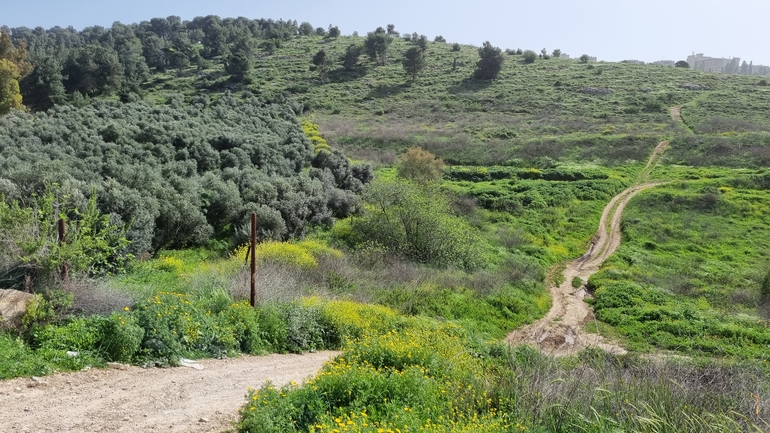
57;218;69;282
250;212;257;307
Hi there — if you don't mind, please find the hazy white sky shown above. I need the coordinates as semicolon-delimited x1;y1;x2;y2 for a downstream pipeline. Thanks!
3;0;769;65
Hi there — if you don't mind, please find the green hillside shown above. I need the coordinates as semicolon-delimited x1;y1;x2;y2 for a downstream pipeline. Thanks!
1;16;770;432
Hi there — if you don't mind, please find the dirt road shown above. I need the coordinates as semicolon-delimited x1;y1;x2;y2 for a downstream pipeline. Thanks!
0;351;337;433
505;141;669;355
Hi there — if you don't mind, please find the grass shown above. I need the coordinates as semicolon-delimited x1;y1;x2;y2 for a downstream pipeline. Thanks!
140;33;770;168
586;175;770;359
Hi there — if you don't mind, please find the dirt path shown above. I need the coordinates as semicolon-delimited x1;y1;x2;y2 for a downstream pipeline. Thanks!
0;351;338;433
505;141;669;356
670;106;693;134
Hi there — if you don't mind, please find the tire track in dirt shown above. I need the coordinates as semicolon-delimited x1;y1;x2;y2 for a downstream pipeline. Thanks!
505;140;669;356
0;351;338;433
670;106;693;134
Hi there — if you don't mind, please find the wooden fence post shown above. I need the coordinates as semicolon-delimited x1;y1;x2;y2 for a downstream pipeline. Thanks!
57;218;69;282
250;213;257;307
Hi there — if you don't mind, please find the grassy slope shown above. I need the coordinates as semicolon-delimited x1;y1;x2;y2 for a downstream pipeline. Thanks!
144;34;770;164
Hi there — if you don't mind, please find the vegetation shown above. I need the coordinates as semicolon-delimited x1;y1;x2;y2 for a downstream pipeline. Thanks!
2;12;770;433
474;41;504;80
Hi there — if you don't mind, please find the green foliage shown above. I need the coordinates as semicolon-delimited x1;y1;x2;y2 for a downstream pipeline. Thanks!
224;52;252;81
348;178;487;269
326;25;341;39
587;181;770;359
395;147;444;183
402;46;426;84
0;95;367;253
341;44;363;71
364;28;393;65
474;41;504;80
572;276;583;288
675;60;690;68
311;49;333;81
522;49;537;64
100;312;145;362
0;190;130;291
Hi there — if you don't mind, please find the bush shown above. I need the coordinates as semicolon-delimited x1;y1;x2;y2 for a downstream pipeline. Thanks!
522;50;537;64
395;147;444;183
348;178;487;270
474;41;505;80
101;312;144;363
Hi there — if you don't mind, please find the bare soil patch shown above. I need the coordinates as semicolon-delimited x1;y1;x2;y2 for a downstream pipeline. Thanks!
0;351;337;433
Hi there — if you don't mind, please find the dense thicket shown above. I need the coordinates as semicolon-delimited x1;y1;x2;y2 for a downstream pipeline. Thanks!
0;94;371;253
7;16;301;109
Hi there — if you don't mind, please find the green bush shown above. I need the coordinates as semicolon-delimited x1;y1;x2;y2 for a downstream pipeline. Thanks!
101;312;144;363
347;178;487;270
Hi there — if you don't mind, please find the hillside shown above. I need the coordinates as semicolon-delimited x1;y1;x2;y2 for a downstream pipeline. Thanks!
1;15;770;433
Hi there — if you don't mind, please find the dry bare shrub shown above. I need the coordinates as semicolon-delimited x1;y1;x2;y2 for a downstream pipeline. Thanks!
63;278;134;316
338;146;396;168
228;261;307;304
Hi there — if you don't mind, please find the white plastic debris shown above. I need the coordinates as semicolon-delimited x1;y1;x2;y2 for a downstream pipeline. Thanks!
179;358;203;370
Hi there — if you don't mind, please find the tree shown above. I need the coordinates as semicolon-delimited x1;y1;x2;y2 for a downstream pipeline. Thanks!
311;49;333;81
474;41;504;80
20;56;67;111
298;22;314;36
315;27;327;37
414;34;429;52
434;35;446;43
386;24;399;37
522;50;537;64
540;48;550;60
0;59;24;114
63;45;124;96
364;29;393;65
350;178;483;269
579;54;591;63
675;60;690;68
327;25;340;39
342;44;363;71
0;30;33;115
452;43;461;52
396;147;444;183
552;49;562;58
224;51;252;81
402;47;426;85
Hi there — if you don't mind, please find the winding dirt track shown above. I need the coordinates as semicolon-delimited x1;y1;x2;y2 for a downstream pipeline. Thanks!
505;141;669;356
0;351;338;433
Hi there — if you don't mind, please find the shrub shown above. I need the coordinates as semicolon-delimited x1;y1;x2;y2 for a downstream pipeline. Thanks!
522;50;537;64
349;178;487;270
101;312;144;363
474;41;505;80
395;147;445;183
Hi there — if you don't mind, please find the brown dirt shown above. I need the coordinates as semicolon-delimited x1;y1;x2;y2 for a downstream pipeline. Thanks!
505;141;669;356
0;351;338;433
670;106;692;133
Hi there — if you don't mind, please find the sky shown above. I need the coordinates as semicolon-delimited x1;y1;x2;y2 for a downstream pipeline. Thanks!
3;0;769;66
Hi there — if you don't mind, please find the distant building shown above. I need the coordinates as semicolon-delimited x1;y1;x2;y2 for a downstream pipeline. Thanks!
687;53;740;74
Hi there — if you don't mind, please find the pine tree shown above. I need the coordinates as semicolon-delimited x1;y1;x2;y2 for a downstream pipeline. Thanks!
402;47;426;85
